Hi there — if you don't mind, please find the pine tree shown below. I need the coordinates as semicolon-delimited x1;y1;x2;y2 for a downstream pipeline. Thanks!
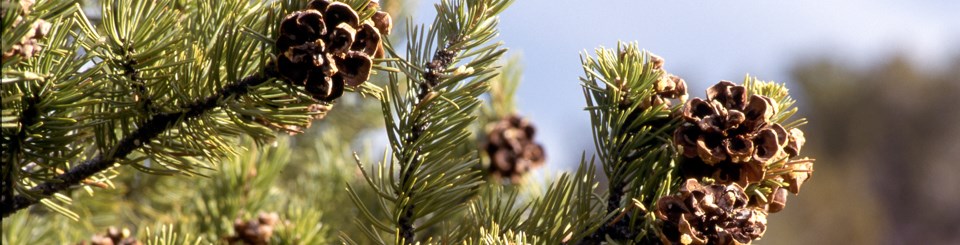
2;0;816;244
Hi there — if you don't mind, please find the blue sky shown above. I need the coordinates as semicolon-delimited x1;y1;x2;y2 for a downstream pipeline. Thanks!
415;0;960;170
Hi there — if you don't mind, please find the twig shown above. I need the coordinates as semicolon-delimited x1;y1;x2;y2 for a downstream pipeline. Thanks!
397;44;458;244
0;69;274;217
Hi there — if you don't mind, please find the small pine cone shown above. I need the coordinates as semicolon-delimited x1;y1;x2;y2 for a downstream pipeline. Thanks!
276;1;388;102
673;81;810;187
629;53;689;110
86;235;114;245
484;115;546;182
646;54;687;107
2;0;52;61
618;53;689;135
655;179;767;245
81;227;141;245
258;212;280;226
620;54;687;110
650;54;665;70
661;74;688;100
643;73;688;108
228;212;280;245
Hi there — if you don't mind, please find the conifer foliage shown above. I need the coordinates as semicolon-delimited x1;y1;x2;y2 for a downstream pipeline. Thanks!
2;0;815;244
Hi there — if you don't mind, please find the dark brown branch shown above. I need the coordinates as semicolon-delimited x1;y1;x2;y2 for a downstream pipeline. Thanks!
1;94;39;212
397;45;458;244
0;70;273;217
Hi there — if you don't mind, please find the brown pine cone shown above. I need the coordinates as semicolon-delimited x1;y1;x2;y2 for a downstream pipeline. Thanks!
2;0;52;61
484;115;546;182
275;0;391;102
78;227;141;245
622;54;688;110
647;54;688;108
655;179;767;245
618;53;688;137
227;212;281;245
673;81;809;187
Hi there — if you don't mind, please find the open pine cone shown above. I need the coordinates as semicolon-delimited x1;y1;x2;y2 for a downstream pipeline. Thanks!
484;115;546;182
77;227;142;245
618;54;688;112
646;54;688;109
617;53;688;138
2;0;52;61
655;179;767;245
274;0;392;102
673;81;807;188
226;212;281;245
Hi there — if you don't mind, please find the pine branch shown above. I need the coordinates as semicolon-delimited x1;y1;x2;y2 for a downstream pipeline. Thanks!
0;66;276;217
397;18;483;240
348;0;513;243
518;157;604;244
2;2;105;220
2;0;330;218
397;41;459;244
579;43;684;242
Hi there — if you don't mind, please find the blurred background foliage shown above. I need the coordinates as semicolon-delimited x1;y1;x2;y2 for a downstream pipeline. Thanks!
763;52;960;244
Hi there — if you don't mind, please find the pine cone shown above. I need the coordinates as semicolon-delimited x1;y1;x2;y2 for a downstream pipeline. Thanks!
673;81;808;187
647;54;688;108
622;54;688;110
2;0;52;61
655;179;767;245
78;227;142;245
618;53;688;136
227;212;281;245
275;0;391;102
484;115;546;182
